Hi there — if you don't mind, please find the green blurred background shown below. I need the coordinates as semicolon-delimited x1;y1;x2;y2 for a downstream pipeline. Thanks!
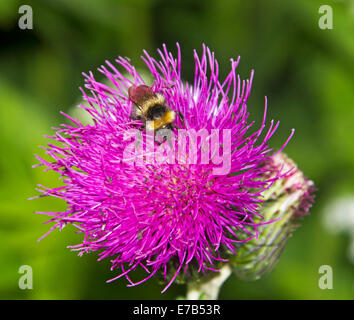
0;0;353;299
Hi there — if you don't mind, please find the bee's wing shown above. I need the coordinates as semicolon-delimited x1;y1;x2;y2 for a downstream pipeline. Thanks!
128;85;157;106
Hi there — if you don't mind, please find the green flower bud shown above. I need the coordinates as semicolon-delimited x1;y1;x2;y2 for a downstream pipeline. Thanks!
231;153;315;280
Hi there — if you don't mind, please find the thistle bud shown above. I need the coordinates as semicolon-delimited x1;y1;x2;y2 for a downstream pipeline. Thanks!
231;153;315;280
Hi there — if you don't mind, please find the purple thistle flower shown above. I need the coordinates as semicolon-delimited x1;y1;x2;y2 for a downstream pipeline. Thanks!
33;44;294;292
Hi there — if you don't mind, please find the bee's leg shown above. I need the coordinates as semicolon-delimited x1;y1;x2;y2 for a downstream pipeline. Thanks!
155;128;175;150
171;111;185;130
129;109;145;131
176;111;185;127
154;129;166;145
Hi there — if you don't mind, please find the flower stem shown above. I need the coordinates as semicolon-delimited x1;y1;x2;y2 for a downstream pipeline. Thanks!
186;264;232;300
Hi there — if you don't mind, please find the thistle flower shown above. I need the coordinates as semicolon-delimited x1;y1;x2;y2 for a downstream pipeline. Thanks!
33;44;296;293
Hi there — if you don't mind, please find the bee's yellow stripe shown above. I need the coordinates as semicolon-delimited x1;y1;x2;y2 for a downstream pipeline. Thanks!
146;111;176;131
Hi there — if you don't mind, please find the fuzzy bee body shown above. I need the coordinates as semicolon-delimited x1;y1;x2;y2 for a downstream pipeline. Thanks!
128;85;176;131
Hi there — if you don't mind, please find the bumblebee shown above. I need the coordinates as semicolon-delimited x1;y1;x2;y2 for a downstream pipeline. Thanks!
128;85;177;131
